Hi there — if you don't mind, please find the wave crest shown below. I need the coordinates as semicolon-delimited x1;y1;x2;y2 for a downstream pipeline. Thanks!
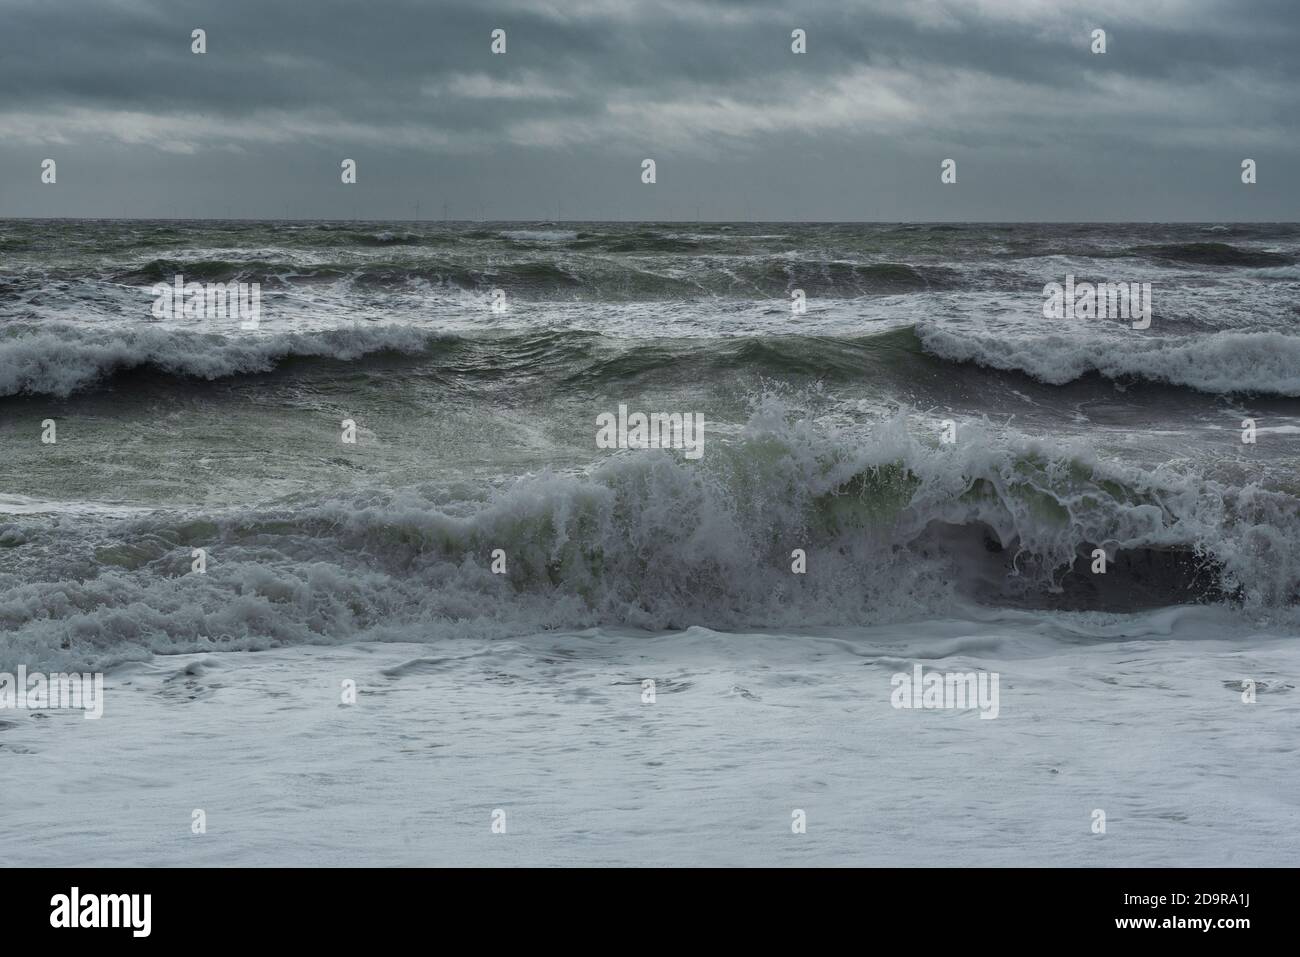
2;405;1294;671
917;325;1300;396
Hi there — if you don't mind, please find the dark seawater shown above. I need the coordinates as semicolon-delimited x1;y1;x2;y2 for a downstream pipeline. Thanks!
2;220;1299;670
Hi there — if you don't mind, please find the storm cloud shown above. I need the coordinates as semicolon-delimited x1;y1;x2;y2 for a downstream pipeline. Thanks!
0;0;1295;220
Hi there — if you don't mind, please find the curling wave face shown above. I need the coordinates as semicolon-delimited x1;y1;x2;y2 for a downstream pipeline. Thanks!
2;401;1297;672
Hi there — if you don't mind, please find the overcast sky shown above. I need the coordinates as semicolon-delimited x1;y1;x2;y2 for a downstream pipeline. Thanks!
0;0;1295;221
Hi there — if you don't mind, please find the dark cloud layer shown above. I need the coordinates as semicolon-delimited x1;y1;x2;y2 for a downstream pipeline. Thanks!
0;0;1296;220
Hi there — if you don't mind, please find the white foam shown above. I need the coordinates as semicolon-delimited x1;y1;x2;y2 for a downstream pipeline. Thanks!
3;402;1296;674
0;323;441;397
2;623;1297;865
0;494;152;517
498;229;579;242
918;325;1300;396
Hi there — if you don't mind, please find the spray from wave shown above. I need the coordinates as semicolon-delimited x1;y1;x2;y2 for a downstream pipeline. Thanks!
2;399;1294;672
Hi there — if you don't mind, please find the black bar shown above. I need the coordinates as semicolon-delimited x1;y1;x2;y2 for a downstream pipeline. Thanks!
1;867;1283;944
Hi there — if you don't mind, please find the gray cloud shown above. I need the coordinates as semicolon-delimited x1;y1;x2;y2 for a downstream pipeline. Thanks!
0;0;1296;220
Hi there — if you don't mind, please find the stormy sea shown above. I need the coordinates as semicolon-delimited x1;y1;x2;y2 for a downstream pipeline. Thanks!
2;219;1298;865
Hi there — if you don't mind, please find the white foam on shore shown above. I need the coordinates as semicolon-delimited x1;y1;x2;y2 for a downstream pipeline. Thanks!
2;614;1296;865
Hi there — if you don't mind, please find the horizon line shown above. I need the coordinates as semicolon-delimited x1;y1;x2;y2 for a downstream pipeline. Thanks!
3;217;1298;226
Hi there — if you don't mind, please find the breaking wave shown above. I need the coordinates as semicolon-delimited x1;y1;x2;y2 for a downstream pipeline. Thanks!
0;323;444;398
917;325;1300;396
7;320;1300;400
2;402;1295;671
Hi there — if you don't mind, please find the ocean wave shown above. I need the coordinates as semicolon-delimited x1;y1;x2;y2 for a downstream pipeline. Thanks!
10;319;1300;401
0;323;928;398
498;229;580;242
917;325;1300;396
93;253;953;299
1129;242;1293;267
0;323;445;398
1;404;1295;671
111;258;349;285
